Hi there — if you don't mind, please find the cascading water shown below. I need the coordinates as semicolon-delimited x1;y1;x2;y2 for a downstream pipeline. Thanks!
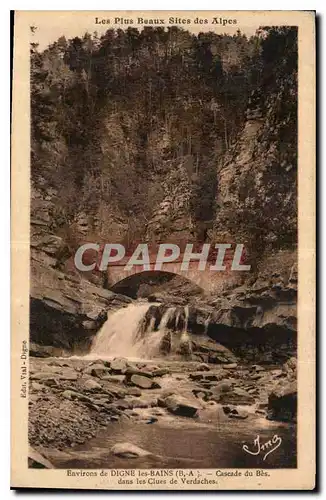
91;303;154;359
90;302;192;360
184;305;189;331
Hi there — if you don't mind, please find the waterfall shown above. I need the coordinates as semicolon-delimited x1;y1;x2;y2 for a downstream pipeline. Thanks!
184;305;189;332
91;303;154;359
159;307;175;329
204;314;211;335
90;302;192;361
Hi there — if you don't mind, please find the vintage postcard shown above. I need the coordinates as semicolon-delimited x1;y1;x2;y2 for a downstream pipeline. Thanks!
11;10;315;490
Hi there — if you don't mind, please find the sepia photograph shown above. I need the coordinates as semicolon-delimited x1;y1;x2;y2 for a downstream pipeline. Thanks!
11;10;315;490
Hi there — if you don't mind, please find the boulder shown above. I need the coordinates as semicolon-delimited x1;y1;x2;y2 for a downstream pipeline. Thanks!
251;364;265;372
147;293;165;303
126;396;157;409
268;380;297;422
29;343;64;358
255;409;266;416
283;356;297;372
60;369;79;381
193;389;211;401
222;405;232;415
31;382;46;392
103;375;125;384
61;390;92;403
110;358;128;374
282;357;297;380
152;367;170;377
111;442;151;458
160;331;172;354
209;381;256;405
218;390;255;405
98;380;129;398
30;370;78;382
91;396;114;406
205;373;226;382
157;391;175;407
190;369;225;382
222;405;249;419
189;372;204;381
125;367;153;379
88;359;111;368
112;399;134;411
197;363;210;372
178;335;192;358
85;364;111;378
48;359;70;367
211;381;233;395
270;369;284;378
163;395;199;418
128;374;160;390
124;387;142;397
228;408;249;420
83;379;102;392
233;387;252;397
29;395;41;404
191;336;237;364
34;365;62;374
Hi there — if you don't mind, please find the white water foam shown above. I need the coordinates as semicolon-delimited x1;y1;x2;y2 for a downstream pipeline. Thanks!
89;302;191;361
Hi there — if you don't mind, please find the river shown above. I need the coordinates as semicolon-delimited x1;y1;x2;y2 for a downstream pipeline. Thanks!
40;301;296;470
48;416;296;469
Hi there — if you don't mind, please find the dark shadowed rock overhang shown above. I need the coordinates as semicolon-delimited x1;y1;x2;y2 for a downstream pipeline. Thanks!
30;256;132;352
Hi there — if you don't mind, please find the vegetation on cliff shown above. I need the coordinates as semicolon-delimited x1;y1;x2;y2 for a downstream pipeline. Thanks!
213;27;297;260
31;26;297;256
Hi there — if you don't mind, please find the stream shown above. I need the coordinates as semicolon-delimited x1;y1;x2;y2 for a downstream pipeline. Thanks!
49;412;296;469
30;301;297;470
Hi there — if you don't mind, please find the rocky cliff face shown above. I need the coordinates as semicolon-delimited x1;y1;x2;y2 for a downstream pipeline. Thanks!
213;63;297;260
206;254;297;363
145;160;193;242
206;52;297;360
142;81;298;364
146;249;297;365
29;27;297;359
30;190;132;352
30;78;298;353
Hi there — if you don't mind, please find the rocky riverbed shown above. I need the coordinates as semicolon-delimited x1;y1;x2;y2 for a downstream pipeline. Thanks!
28;354;297;469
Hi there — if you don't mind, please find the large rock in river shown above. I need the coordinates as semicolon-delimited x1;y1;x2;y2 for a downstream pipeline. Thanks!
84;363;111;378
163;395;200;417
128;374;160;390
111;442;152;458
110;358;128;374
